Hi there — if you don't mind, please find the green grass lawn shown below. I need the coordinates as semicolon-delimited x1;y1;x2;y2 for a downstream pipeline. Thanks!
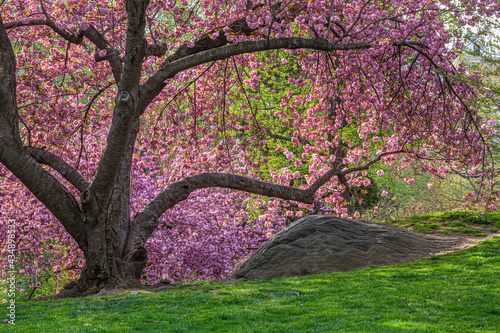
382;210;500;235
2;237;499;332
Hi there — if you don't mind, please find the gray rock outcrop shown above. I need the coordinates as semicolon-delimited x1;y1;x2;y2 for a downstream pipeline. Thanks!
225;215;468;281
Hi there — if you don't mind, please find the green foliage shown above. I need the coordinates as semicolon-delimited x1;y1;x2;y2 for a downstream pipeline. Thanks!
1;239;79;301
350;177;382;213
367;164;489;221
8;238;500;332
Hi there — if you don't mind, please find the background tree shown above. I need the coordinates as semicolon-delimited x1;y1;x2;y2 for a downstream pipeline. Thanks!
0;0;498;294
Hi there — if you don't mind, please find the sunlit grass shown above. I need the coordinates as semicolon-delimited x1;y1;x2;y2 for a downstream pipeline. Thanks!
2;237;499;332
383;210;500;235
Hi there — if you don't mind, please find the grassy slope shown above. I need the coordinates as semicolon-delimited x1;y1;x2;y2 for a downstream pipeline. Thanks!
3;237;499;332
381;210;500;235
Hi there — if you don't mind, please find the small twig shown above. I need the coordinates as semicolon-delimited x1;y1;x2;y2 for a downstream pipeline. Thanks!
27;287;37;301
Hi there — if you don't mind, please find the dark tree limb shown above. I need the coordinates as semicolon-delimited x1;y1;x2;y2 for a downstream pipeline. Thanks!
26;147;90;192
164;18;255;64
263;127;312;145
87;0;150;205
0;17;88;251
140;38;371;107
119;0;150;90
124;149;405;256
0;140;88;252
140;37;427;108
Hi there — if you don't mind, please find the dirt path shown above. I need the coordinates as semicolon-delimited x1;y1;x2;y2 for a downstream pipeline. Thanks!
417;231;499;256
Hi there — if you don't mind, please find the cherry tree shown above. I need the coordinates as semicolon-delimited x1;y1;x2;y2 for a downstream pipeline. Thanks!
0;0;498;293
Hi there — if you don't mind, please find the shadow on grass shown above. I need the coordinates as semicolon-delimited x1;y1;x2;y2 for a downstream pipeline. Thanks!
6;237;500;332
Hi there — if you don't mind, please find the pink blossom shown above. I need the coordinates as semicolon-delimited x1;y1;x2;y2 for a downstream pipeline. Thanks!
377;169;384;176
381;190;388;196
80;22;89;31
427;183;434;189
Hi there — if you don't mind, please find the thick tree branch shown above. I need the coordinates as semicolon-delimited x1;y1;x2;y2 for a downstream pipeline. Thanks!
140;38;427;108
151;173;316;215
124;172;315;257
120;0;150;90
164;18;254;64
124;149;405;256
26;147;90;192
0;16;88;251
87;0;150;203
0;142;88;251
0;23;18;146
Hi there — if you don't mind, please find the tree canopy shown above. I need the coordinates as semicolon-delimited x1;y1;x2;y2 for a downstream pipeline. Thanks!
1;0;499;292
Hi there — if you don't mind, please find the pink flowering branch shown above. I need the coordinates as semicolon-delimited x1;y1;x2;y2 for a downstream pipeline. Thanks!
5;19;124;83
124;150;404;257
140;37;427;109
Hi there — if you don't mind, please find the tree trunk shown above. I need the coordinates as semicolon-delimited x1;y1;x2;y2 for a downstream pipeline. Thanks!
76;120;146;292
77;196;149;291
77;219;148;291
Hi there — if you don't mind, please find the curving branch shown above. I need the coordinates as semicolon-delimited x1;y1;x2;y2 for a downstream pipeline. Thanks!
26;147;90;192
140;38;369;108
164;18;255;64
124;149;405;256
140;37;427;109
1;16;88;252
